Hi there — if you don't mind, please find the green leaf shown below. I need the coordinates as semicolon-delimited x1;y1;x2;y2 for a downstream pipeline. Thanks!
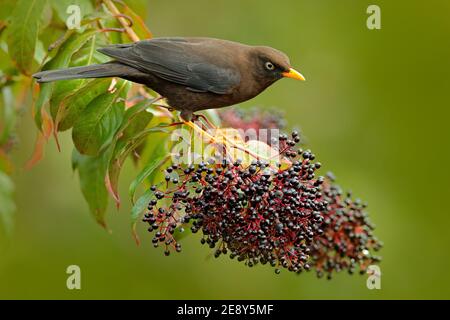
102;15;123;44
34;40;47;65
0;86;15;146
6;0;47;75
106;125;166;206
34;29;98;130
72;148;108;227
72;80;128;156
49;79;84;120
54;78;111;131
139;130;174;186
0;170;15;237
50;34;97;123
119;100;155;138
129;153;167;205
130;188;152;229
0;0;17;22
70;35;108;66
103;99;160;203
128;129;172;204
39;1;53;31
33;82;53;132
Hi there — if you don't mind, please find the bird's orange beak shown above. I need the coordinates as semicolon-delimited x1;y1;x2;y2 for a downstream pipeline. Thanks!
282;68;305;81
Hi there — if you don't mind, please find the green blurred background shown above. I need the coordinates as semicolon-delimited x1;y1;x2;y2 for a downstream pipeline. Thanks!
1;0;450;299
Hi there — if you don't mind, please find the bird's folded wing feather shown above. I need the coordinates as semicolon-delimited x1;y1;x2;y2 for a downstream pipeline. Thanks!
98;38;241;94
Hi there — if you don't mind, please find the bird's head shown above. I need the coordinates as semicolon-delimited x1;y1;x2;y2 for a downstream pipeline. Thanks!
249;46;305;88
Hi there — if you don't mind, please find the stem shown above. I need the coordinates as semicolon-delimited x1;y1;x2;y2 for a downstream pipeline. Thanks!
102;0;140;42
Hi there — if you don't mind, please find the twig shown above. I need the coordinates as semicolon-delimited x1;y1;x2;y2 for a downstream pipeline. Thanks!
102;0;140;42
100;27;126;33
114;13;133;27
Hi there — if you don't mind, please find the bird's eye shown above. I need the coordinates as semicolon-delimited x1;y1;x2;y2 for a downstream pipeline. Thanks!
265;61;275;71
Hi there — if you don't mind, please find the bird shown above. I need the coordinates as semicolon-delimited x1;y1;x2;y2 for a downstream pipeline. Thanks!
33;37;305;120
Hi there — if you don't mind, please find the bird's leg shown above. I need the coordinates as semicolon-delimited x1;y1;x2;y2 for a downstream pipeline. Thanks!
180;110;193;122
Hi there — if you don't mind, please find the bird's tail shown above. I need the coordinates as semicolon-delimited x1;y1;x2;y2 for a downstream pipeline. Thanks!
33;62;132;83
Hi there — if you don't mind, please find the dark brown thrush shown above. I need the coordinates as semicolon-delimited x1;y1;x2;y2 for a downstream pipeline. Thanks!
33;37;305;120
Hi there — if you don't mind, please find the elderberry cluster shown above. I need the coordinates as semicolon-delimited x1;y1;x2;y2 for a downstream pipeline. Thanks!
309;173;383;279
142;131;382;276
193;155;326;274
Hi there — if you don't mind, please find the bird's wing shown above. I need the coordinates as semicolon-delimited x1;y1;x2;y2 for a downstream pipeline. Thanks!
98;38;241;94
